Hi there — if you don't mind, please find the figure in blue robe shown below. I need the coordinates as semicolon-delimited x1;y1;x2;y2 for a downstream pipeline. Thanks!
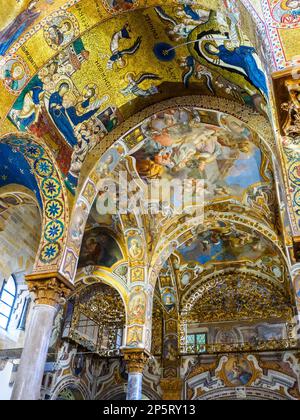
0;1;40;56
49;83;100;147
9;75;44;131
183;5;202;21
205;43;268;97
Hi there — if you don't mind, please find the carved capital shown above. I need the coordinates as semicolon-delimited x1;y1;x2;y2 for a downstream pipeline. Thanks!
123;348;150;374
160;378;183;400
25;272;74;306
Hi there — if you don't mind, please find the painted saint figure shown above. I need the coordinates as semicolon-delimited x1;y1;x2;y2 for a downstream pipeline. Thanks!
205;42;268;97
49;83;101;147
121;73;161;97
3;61;25;91
0;0;40;56
272;0;300;24
107;24;142;70
48;20;73;47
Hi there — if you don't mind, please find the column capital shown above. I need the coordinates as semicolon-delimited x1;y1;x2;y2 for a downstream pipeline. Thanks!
25;272;74;306
160;378;183;400
122;348;150;374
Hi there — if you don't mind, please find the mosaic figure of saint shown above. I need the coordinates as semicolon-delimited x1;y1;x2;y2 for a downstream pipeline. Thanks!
204;41;268;97
3;61;26;91
48;19;73;47
49;83;101;147
0;0;40;56
272;0;300;24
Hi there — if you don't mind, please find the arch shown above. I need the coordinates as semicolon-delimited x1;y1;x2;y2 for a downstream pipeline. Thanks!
50;377;91;400
75;268;130;312
148;211;290;289
60;95;279;284
0;187;42;280
0;132;69;274
0;185;41;210
64;279;128;354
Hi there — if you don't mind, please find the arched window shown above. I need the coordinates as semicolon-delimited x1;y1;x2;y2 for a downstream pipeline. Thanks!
0;275;17;330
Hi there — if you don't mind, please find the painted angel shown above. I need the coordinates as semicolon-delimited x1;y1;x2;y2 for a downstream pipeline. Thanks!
180;56;214;93
120;73;161;97
154;7;197;41
106;24;142;70
0;0;40;56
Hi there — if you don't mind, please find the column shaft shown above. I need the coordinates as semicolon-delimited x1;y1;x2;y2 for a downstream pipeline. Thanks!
127;372;143;400
11;304;56;400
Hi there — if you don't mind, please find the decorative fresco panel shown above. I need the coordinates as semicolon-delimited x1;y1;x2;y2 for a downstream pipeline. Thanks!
78;228;123;268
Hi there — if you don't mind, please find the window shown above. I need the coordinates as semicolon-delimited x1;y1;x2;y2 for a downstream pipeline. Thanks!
187;333;207;354
0;276;17;330
17;296;31;331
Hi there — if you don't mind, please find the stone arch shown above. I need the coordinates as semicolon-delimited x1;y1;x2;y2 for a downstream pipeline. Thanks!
65;276;128;353
0;132;69;274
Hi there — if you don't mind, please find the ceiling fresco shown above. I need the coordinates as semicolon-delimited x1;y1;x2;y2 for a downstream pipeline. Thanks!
129;108;275;221
176;223;281;266
78;227;123;268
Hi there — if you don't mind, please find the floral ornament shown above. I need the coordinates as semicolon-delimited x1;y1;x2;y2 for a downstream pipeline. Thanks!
34;158;54;178
289;161;300;187
41;177;61;199
45;199;64;219
21;144;44;160
45;220;64;242
40;242;61;264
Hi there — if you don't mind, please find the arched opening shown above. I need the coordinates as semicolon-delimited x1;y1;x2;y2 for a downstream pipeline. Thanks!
0;189;42;350
62;283;126;356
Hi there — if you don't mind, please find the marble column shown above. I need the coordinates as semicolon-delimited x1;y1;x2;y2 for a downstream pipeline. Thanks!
11;274;73;401
123;349;149;401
